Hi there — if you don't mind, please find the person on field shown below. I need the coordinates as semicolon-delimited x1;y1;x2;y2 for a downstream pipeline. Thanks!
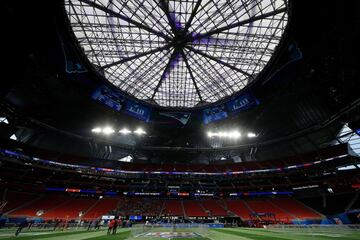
107;219;115;235
15;219;28;236
112;218;118;234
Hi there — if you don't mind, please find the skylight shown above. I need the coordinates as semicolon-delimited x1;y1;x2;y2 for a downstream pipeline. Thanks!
65;0;289;107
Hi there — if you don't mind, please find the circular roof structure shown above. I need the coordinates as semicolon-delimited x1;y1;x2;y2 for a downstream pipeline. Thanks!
65;0;289;108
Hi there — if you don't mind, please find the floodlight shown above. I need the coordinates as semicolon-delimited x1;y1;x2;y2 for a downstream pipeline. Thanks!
119;128;131;135
91;127;102;133
102;127;115;135
247;132;257;138
9;134;17;141
0;117;9;124
134;128;146;135
228;131;241;139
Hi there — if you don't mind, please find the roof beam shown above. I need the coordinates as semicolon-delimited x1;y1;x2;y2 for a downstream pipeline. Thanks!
158;0;179;34
78;0;171;41
191;7;287;41
69;0;102;67
180;50;203;102
186;46;252;77
151;49;178;100
100;44;171;69
183;0;202;32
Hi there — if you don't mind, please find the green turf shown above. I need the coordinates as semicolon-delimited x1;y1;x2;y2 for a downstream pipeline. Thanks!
0;227;359;240
211;228;360;240
0;229;89;240
83;230;131;240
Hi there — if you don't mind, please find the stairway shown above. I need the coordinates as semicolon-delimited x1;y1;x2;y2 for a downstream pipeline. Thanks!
5;195;43;215
293;198;325;218
199;201;211;217
181;200;187;218
268;199;298;220
346;192;359;212
82;199;101;219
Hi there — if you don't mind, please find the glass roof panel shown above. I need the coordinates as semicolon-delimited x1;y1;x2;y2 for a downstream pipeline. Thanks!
65;0;289;108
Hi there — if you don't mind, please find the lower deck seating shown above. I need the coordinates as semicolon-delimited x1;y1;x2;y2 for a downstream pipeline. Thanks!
82;198;120;219
42;198;97;219
201;200;228;216
270;198;322;219
4;193;322;221
246;200;292;223
226;200;253;220
115;197;162;216
183;200;208;217
2;191;40;213
163;200;184;216
9;194;70;217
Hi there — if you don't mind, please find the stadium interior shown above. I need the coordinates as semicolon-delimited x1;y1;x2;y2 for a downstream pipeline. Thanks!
1;0;360;239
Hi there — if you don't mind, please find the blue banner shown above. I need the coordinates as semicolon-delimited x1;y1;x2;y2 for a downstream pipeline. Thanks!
125;100;151;122
226;93;259;113
60;37;87;74
159;112;191;125
91;85;125;112
203;105;228;124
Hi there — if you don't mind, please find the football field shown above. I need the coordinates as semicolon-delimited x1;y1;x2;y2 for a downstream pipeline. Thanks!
0;227;359;240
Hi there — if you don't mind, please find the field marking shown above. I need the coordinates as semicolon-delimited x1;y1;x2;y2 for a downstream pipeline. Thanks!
39;231;107;240
0;231;52;237
209;229;254;240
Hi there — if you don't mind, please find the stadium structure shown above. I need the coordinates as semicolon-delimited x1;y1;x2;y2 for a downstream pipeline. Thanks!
0;0;360;239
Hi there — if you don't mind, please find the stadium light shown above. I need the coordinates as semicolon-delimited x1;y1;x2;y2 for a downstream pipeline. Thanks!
9;134;17;141
118;155;133;162
247;132;257;138
119;128;131;135
134;128;146;135
102;127;115;135
228;131;241;139
91;127;102;133
0;117;9;124
207;130;241;139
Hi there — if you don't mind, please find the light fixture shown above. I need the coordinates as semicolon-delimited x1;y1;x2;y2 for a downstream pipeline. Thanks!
119;128;131;135
207;130;241;139
247;132;257;138
207;131;214;138
0;117;9;124
9;134;17;141
102;127;115;135
134;128;146;135
228;131;241;139
91;127;102;133
118;155;133;162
